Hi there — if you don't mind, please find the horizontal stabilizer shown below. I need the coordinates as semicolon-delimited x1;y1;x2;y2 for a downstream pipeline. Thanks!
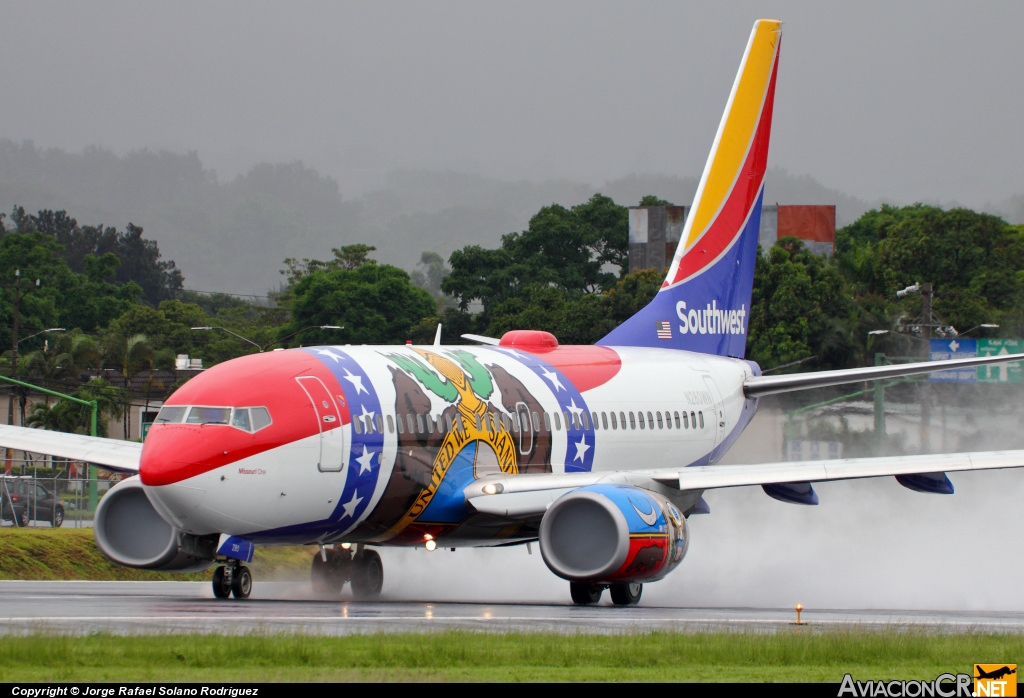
461;333;500;345
745;351;1024;397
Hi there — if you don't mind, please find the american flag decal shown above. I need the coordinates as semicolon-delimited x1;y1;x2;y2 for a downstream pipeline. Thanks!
656;321;672;340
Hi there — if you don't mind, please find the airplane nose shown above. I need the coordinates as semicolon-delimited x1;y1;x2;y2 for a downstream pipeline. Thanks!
139;425;220;529
139;424;236;487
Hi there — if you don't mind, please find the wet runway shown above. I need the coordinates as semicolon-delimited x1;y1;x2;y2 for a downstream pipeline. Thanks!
2;581;1023;635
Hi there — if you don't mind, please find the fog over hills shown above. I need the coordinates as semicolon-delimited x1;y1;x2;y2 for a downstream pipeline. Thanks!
3;139;1019;297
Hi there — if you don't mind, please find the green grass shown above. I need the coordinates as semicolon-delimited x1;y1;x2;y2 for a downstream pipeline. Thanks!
0;528;312;581
0;630;1020;682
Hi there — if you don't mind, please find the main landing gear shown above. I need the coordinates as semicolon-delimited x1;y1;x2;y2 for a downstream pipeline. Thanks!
570;581;642;606
212;562;252;600
310;544;384;600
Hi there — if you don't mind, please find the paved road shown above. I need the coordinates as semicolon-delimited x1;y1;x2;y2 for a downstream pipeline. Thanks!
2;581;1022;635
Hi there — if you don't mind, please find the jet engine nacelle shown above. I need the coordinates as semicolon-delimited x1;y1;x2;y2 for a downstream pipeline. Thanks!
94;476;216;572
539;484;688;584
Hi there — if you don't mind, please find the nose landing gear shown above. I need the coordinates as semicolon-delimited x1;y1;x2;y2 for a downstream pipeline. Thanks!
211;562;252;600
311;544;383;600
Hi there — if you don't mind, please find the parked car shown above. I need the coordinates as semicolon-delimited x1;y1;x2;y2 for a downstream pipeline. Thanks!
0;478;64;527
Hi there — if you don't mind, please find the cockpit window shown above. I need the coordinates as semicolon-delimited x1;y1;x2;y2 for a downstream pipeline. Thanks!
231;408;251;431
186;406;232;425
250;407;272;431
155;405;187;424
155;405;271;433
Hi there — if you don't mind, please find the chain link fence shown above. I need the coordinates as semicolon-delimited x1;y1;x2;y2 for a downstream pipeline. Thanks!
1;460;120;528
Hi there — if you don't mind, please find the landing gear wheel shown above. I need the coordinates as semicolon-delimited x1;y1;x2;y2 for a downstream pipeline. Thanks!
231;566;252;599
351;549;383;600
570;582;604;605
212;566;232;599
52;506;64;528
610;582;642;606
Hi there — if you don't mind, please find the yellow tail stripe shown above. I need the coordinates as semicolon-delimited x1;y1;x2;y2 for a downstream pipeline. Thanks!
684;19;781;249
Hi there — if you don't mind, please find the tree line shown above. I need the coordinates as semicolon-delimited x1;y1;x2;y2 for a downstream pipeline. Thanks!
3;196;1022;437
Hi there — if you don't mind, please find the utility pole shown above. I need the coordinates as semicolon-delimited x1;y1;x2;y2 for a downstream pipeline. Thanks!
3;270;39;473
919;282;933;454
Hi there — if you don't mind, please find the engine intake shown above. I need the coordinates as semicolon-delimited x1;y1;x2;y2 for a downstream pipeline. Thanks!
94;476;216;572
539;484;688;584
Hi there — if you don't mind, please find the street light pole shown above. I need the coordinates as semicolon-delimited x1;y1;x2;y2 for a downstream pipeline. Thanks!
3;270;45;473
13;327;65;427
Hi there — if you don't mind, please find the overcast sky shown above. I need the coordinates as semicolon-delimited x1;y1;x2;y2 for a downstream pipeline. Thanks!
3;1;1022;207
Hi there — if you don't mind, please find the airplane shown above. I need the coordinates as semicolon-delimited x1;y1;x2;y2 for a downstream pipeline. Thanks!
975;667;1017;681
2;18;1024;606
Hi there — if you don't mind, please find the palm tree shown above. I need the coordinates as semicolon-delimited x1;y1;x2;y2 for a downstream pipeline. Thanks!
21;331;102;399
102;333;155;438
26;378;128;438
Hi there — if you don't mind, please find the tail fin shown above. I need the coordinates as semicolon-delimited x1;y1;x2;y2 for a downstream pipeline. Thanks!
598;19;781;358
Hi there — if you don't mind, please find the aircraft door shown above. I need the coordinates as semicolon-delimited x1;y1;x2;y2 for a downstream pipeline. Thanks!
701;375;726;445
295;376;345;472
516;402;533;456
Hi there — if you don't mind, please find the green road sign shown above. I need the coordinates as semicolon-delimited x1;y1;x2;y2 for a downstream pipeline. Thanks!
977;338;1024;383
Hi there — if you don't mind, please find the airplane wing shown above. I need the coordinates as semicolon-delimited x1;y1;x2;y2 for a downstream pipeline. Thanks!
745;351;1024;397
0;424;142;473
464;450;1024;519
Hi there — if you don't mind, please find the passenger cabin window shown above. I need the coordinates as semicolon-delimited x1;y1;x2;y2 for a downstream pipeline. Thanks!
543;412;551;431
601;412;608;430
699;411;705;429
610;412;617;429
638;412;645;430
375;415;384;433
674;411;681;429
396;415;404;433
648;411;655;429
628;412;636;429
583;412;592;430
691;411;697;429
656;412;664;429
552;412;561;430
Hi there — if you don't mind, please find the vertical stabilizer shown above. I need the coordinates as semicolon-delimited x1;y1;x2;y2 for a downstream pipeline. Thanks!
598;20;781;358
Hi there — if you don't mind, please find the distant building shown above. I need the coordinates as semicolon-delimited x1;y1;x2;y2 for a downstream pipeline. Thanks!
759;204;836;256
627;206;686;273
628;203;836;273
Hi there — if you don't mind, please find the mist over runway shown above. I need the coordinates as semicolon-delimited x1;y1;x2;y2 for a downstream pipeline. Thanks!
2;581;1022;636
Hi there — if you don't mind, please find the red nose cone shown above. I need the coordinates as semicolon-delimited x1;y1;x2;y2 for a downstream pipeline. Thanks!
139;424;242;486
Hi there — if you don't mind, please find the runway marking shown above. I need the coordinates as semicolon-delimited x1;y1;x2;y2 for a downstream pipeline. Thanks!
3;616;1024;627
